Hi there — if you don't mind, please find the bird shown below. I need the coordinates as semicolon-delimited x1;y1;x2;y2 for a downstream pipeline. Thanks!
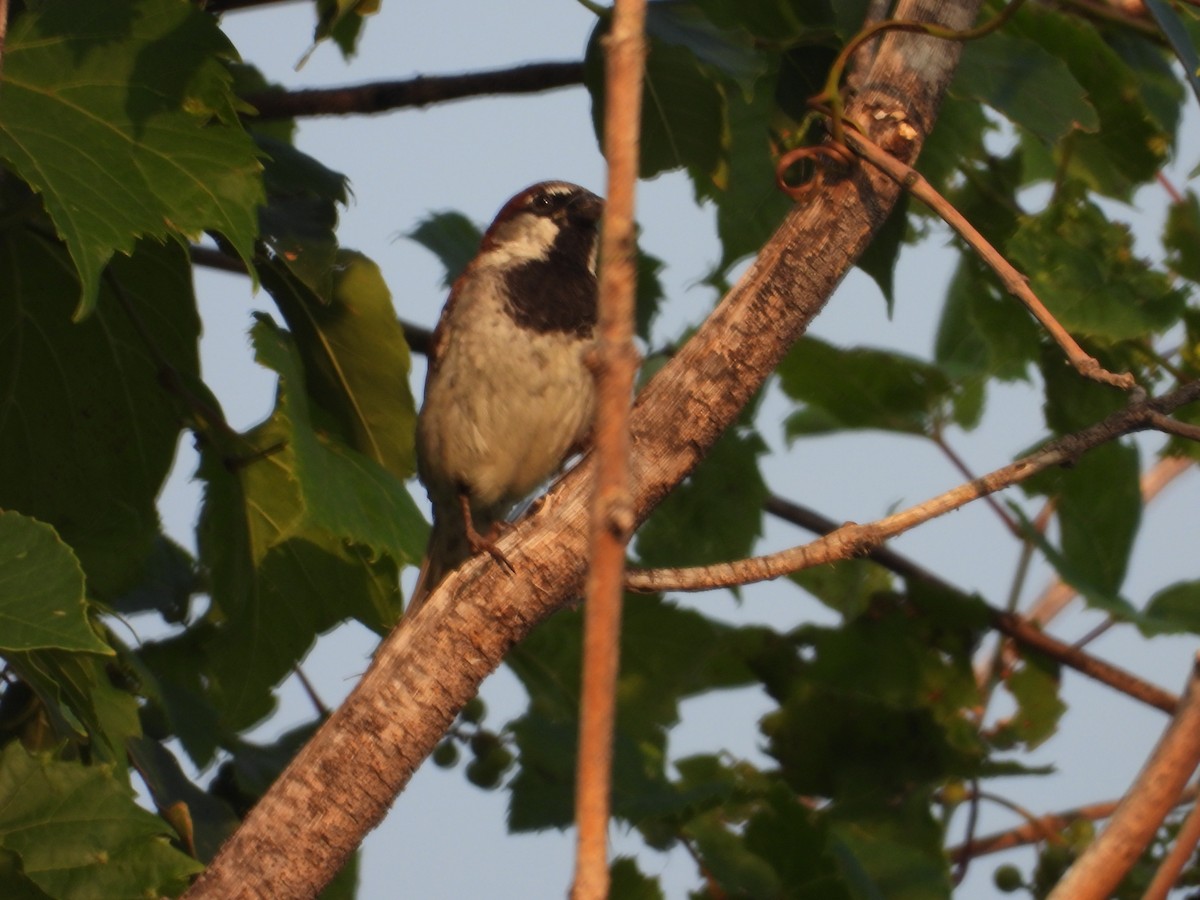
407;181;604;615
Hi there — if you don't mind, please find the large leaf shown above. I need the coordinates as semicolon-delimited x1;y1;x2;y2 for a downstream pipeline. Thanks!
705;65;793;276
586;14;725;179
954;32;1097;145
5;648;142;765
1009;6;1168;198
247;317;425;558
0;229;200;599
0;512;111;655
779;337;955;437
0;744;201;898
635;427;767;571
195;319;421;728
0;0;264;316
257;137;350;302
1008;192;1186;343
260;252;418;480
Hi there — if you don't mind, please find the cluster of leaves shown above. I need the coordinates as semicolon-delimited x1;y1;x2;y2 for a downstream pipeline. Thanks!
0;0;414;896
1;0;1200;898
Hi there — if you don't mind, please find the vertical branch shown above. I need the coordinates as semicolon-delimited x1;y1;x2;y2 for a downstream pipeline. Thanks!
0;0;10;76
1048;656;1200;900
570;0;646;897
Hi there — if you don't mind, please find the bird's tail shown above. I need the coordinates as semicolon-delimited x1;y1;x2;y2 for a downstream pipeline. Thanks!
404;516;472;617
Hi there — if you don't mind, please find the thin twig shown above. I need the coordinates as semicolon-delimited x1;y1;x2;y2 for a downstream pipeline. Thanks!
243;61;584;120
764;493;1180;715
1049;656;1200;899
950;787;1200;862
570;0;646;896
932;429;1020;534
628;382;1200;595
845;129;1136;391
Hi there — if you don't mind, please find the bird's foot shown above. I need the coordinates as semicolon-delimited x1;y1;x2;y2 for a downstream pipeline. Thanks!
459;494;516;574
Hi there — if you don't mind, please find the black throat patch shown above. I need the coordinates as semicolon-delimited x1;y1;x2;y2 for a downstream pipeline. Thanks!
502;225;598;337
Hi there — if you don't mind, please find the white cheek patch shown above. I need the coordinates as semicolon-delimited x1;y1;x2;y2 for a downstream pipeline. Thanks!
484;215;557;266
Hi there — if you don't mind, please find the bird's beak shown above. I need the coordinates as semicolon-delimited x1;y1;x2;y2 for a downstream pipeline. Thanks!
567;192;604;227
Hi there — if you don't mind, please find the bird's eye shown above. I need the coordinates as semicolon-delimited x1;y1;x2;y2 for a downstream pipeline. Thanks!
531;193;555;211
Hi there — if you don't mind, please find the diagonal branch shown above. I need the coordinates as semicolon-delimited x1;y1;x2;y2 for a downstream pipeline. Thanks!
242;61;585;120
1048;656;1200;899
845;129;1135;390
184;3;984;896
627;381;1200;595
761;493;1182;715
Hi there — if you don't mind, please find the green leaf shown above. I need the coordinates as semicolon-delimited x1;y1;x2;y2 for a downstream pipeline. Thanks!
1009;504;1140;623
0;512;111;654
609;857;664;900
198;446;406;730
1008;192;1186;343
1142;580;1200;636
994;652;1066;750
0;0;264;316
779;337;954;437
935;256;1039;385
6;647;142;765
260;252;418;480
135;627;224;768
192;317;420;728
1009;6;1168;198
954;32;1097;145
0;744;202;897
635;427;767;571
1142;0;1200;110
790;559;894;621
407;212;483;287
828;797;952;900
743;789;851;899
313;0;379;58
645;1;765;98
586;18;725;179
0;231;199;599
857;195;908;312
257;136;350;302
110;535;199;623
759;610;984;801
249;316;426;560
1058;442;1141;597
1165;192;1200;284
126;736;240;863
506;598;761;831
706;66;793;275
686;812;783;897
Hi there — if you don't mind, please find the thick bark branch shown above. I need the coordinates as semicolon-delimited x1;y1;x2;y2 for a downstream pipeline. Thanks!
184;2;983;896
1048;656;1200;899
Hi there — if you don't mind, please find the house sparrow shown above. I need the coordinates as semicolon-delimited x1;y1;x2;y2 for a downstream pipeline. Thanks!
408;181;604;614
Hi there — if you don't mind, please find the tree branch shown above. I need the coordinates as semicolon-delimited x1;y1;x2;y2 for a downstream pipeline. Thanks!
242;61;585;120
761;492;1182;715
627;381;1200;597
572;0;646;894
184;3;984;896
1048;655;1200;899
949;788;1200;862
845;128;1135;390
